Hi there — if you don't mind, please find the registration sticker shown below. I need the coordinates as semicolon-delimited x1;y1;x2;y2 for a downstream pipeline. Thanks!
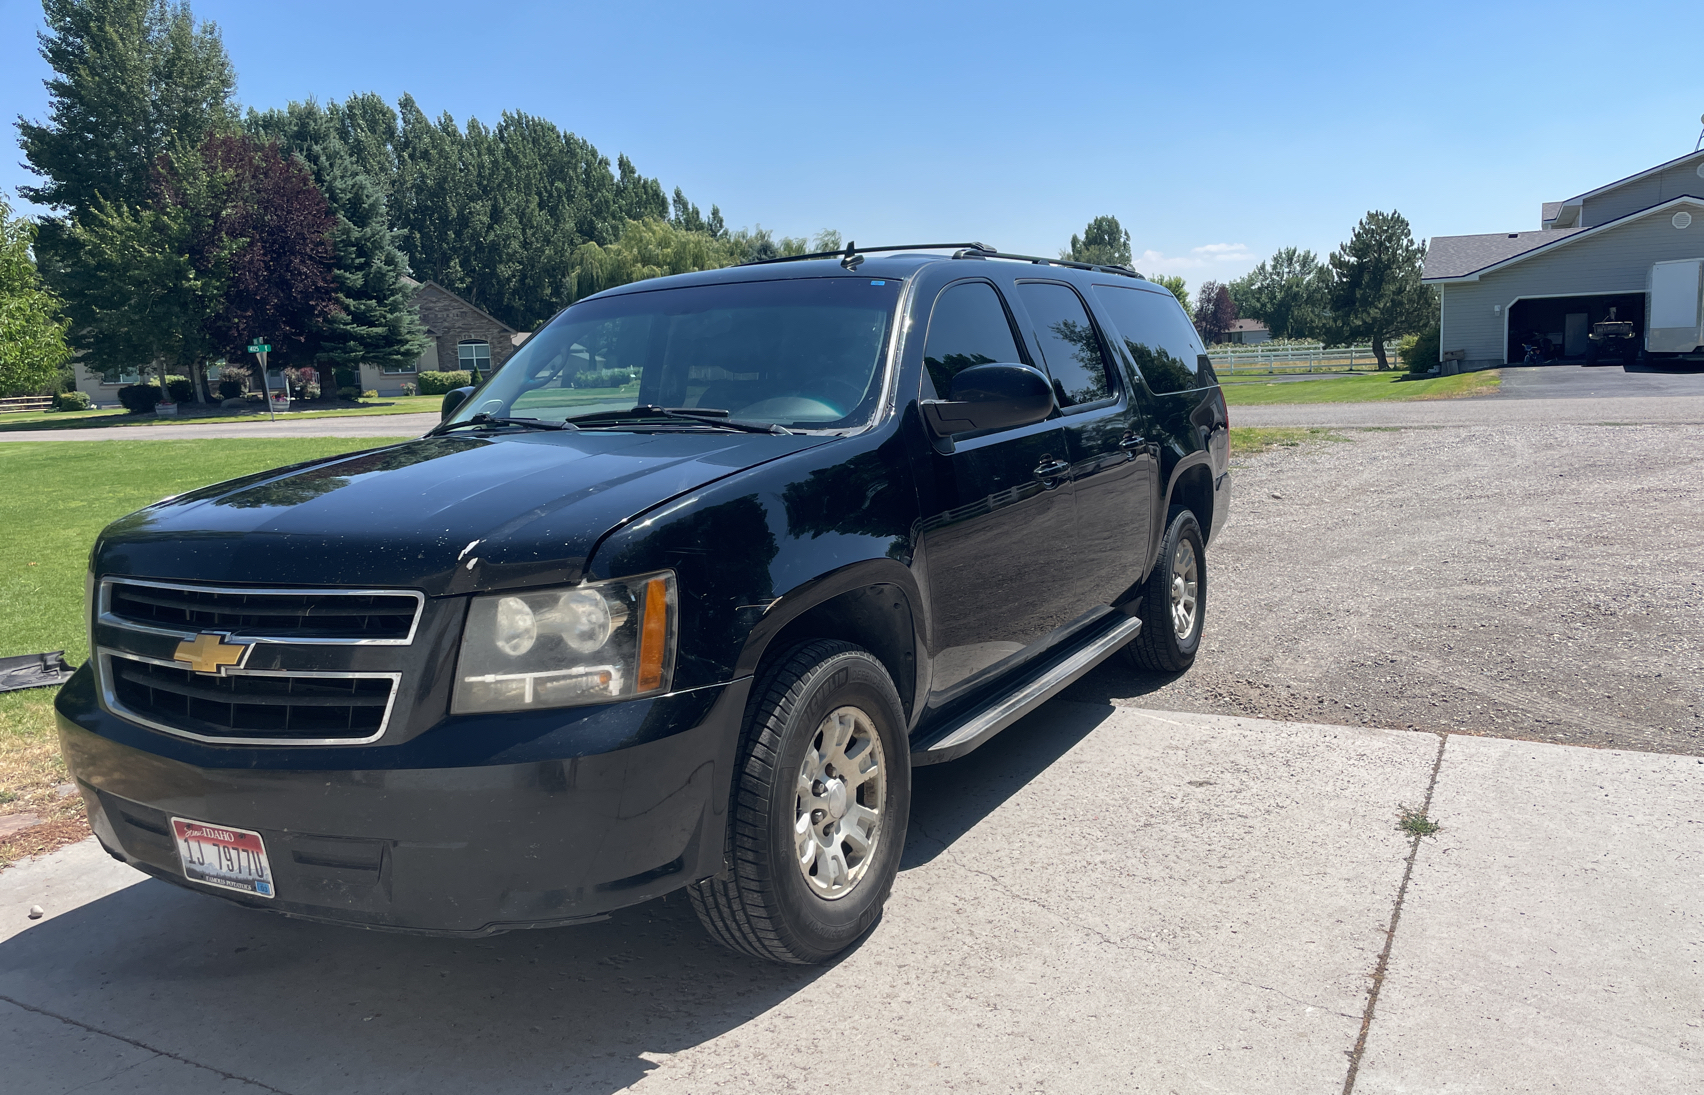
170;818;275;899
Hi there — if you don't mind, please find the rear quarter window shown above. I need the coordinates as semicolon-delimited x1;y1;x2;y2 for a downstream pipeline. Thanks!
1091;284;1213;394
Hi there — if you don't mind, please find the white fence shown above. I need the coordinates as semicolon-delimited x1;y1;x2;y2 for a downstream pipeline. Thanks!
1208;341;1405;374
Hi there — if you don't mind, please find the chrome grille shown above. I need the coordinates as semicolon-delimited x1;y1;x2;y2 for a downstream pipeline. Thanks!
99;652;399;746
102;579;423;645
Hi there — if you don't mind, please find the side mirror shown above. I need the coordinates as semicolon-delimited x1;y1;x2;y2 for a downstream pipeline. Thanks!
440;386;475;422
921;363;1055;437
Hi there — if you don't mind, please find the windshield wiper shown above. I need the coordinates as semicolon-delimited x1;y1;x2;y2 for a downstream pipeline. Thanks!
438;413;578;434
568;406;791;435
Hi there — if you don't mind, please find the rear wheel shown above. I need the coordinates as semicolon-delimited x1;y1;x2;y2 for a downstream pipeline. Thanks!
689;640;909;964
1124;507;1206;673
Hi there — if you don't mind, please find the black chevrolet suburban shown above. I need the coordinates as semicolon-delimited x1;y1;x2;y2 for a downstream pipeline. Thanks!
57;243;1229;964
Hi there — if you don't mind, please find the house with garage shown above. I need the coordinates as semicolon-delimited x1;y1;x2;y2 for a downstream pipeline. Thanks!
1423;148;1704;369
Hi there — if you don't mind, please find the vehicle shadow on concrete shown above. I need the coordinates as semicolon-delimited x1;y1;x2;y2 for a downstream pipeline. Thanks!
1;698;1133;1094
903;699;1116;870
1;856;827;1092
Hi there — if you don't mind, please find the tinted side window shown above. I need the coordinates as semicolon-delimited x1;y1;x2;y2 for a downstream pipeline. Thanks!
1016;282;1116;409
1091;284;1208;394
921;281;1025;399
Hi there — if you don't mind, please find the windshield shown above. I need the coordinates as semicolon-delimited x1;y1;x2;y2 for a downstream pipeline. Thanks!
444;277;904;432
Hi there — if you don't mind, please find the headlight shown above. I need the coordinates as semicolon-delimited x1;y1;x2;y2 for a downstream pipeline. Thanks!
452;570;677;714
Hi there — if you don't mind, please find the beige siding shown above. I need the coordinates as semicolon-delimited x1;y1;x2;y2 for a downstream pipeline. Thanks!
1438;200;1704;366
1580;154;1704;226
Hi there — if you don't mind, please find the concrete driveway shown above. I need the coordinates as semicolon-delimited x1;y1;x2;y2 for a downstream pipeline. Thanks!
3;705;1698;1094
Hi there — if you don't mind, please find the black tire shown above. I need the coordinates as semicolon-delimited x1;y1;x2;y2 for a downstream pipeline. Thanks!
1123;506;1206;674
689;640;910;964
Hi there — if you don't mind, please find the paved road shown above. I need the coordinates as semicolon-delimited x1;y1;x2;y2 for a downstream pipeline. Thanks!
1499;361;1704;399
0;413;439;443
3;707;1698;1094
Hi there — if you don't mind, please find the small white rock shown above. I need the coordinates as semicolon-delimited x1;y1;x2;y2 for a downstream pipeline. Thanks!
28;905;44;920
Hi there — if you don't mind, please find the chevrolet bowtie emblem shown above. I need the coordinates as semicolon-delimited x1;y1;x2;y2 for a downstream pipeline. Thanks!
173;633;251;674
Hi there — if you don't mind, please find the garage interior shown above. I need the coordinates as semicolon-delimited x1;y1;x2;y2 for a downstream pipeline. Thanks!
1505;293;1645;363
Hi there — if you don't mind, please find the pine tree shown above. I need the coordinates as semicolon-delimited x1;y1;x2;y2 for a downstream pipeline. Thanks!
1325;211;1435;368
247;102;428;382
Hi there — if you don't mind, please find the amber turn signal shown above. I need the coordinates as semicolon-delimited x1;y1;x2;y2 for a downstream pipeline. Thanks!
637;576;670;693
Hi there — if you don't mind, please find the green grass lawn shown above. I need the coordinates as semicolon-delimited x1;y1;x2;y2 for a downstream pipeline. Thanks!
0;395;447;433
0;437;407;858
1219;369;1500;405
1228;426;1351;456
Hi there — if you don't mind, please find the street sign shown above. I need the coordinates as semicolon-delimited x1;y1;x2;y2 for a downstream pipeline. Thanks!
246;343;270;353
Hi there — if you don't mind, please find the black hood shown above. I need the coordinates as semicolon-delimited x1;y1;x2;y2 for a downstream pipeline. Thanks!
93;430;832;595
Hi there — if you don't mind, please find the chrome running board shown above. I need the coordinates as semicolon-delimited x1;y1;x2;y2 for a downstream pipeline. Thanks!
910;614;1141;766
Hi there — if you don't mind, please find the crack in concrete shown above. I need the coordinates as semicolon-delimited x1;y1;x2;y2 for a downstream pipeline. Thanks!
0;992;294;1094
908;819;1361;1022
1340;731;1450;1095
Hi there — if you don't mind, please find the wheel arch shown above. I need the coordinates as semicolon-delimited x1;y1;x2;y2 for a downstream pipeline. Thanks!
1164;456;1216;545
733;559;924;725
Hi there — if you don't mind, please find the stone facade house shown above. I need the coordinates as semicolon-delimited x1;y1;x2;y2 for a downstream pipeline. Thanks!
71;279;533;403
358;280;531;396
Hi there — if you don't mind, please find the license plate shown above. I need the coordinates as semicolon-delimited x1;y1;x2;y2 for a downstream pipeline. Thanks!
170;818;275;899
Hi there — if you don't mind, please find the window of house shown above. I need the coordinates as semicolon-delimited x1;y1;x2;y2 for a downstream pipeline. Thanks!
102;367;142;386
920;281;1026;400
1015;282;1117;409
459;340;492;375
1091;284;1209;394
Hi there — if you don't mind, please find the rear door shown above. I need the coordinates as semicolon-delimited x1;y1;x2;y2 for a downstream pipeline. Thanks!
1090;283;1217;555
1012;280;1156;607
912;279;1079;709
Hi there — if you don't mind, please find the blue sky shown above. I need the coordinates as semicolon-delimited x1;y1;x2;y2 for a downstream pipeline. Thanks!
4;0;1702;288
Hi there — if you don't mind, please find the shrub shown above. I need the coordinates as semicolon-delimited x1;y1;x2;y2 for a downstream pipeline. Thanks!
401;382;417;396
337;386;361;401
218;378;245;399
117;384;162;414
300;383;321;401
362;389;377;398
53;390;91;411
163;375;194;402
1401;324;1441;374
417;370;473;395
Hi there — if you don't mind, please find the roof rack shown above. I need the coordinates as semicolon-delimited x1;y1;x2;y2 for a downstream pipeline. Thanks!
739;241;1144;280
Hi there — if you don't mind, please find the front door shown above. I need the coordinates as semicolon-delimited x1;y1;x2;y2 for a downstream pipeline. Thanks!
1013;280;1155;609
912;279;1078;711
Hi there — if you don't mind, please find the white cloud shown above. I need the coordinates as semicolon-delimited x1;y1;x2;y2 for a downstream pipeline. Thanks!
1135;243;1258;280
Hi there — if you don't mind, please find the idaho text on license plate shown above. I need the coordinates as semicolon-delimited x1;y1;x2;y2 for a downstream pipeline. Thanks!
170;818;275;898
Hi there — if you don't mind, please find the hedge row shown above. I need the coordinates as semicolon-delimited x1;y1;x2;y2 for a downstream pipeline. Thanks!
417;371;473;395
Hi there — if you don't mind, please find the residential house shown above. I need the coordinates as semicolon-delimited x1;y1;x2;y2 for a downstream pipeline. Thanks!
72;279;532;403
1423;148;1704;369
1222;318;1271;345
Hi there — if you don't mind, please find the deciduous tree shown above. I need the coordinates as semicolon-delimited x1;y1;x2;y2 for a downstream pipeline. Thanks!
1226;246;1329;340
0;198;72;395
1063;215;1132;267
1192;280;1238;345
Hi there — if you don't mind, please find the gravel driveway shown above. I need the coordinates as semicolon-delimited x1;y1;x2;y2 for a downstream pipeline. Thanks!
1067;417;1704;756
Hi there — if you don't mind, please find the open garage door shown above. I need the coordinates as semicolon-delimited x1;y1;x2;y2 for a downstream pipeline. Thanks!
1506;293;1644;363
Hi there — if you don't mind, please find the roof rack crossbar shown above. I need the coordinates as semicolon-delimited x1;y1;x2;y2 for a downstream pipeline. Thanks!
738;242;1144;280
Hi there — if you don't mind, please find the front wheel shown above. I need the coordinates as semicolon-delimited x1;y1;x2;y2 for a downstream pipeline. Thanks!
1124;507;1206;673
690;640;910;964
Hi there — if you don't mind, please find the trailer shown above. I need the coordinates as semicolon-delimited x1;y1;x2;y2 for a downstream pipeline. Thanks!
1644;258;1704;364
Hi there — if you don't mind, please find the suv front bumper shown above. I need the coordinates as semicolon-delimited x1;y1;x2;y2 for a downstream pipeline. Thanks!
54;664;747;935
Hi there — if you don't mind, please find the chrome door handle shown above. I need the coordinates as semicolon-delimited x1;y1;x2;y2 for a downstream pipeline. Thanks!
1033;459;1071;481
1118;434;1146;450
